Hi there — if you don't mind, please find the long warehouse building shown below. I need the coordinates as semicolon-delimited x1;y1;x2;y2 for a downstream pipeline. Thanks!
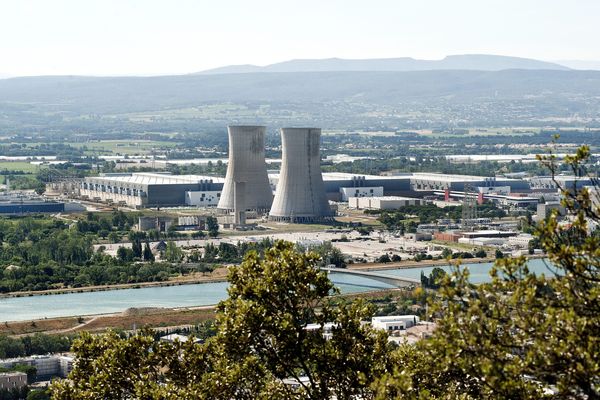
81;173;224;208
80;172;532;209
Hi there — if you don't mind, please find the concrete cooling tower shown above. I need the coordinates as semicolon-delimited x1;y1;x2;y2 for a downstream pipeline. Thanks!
269;127;333;223
217;125;273;213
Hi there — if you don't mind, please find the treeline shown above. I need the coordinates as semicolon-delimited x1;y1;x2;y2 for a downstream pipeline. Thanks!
376;203;506;230
0;334;72;359
0;214;194;293
376;204;461;230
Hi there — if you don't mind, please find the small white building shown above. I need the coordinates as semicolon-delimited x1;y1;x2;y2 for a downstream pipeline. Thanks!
340;186;384;202
507;233;534;248
0;372;27;390
372;315;420;332
350;196;425;210
185;191;221;207
159;333;202;344
458;237;507;247
304;322;337;340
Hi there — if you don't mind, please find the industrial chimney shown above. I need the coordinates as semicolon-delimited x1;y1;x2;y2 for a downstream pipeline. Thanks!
217;125;273;213
269;127;333;223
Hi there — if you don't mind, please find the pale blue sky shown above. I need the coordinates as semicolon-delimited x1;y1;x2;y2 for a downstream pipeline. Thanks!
1;0;598;76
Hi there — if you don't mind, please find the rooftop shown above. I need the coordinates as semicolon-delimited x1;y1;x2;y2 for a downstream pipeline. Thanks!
88;172;225;185
368;196;423;201
412;172;513;182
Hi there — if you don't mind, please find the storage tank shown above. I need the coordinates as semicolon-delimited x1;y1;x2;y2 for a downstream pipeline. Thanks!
269;127;333;222
217;125;272;213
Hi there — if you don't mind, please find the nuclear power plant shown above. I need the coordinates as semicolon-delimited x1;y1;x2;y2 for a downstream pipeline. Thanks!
217;125;273;216
269;128;333;223
78;124;537;221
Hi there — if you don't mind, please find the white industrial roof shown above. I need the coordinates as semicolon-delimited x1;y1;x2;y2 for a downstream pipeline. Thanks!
268;172;412;181
368;196;422;201
89;173;225;185
411;173;502;182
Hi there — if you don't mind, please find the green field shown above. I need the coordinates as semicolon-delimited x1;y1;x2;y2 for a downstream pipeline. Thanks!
409;127;541;138
71;140;178;155
0;161;41;173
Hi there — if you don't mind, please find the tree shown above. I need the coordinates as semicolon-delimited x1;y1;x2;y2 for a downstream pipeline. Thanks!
214;241;391;399
116;246;134;263
376;254;391;263
206;216;219;238
420;267;447;289
131;239;142;259
309;241;347;268
474;248;487;258
441;247;453;258
142;241;154;262
108;231;120;243
164;241;183;263
376;145;600;398
51;241;390;399
26;389;50;400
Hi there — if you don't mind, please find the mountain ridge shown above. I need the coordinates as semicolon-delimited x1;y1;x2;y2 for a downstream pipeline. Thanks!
196;54;570;75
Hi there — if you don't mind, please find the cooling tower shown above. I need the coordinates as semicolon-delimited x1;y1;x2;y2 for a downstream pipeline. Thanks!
217;125;273;213
269;128;333;223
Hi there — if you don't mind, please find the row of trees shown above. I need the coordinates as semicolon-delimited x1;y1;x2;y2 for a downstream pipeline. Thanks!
0;334;72;359
0;212;222;293
376;203;507;230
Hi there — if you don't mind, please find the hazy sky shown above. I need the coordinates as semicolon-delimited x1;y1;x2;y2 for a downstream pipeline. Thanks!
1;0;599;76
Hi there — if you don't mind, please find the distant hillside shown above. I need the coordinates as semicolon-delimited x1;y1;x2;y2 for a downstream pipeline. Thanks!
198;55;569;74
1;69;600;132
0;69;596;114
555;60;600;70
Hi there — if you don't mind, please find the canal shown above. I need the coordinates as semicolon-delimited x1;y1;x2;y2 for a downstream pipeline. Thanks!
0;258;554;322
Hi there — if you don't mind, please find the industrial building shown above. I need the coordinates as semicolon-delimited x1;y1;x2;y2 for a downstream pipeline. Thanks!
0;194;66;214
269;128;333;223
217;126;273;214
0;372;27;391
528;175;595;191
0;355;73;380
80;170;537;212
349;196;426;210
372;315;420;332
81;173;224;208
76;123;548;225
410;173;530;192
268;172;414;202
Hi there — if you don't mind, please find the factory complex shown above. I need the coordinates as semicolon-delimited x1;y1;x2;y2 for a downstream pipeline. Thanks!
78;170;541;210
45;124;587;224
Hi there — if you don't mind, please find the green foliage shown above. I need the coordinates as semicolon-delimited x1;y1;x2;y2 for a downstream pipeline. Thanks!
164;241;183;263
474;248;487;258
0;386;29;400
376;145;600;398
0;334;71;359
378;204;462;229
51;241;390;399
441;247;453;258
420;267;447;289
376;254;392;263
206;216;219;238
26;389;50;400
142;241;154;262
302;241;347;268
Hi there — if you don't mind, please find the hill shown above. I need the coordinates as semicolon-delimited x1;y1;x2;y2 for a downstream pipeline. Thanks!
1;69;599;130
198;55;569;74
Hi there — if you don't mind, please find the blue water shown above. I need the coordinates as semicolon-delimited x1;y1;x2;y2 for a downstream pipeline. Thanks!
0;259;555;322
